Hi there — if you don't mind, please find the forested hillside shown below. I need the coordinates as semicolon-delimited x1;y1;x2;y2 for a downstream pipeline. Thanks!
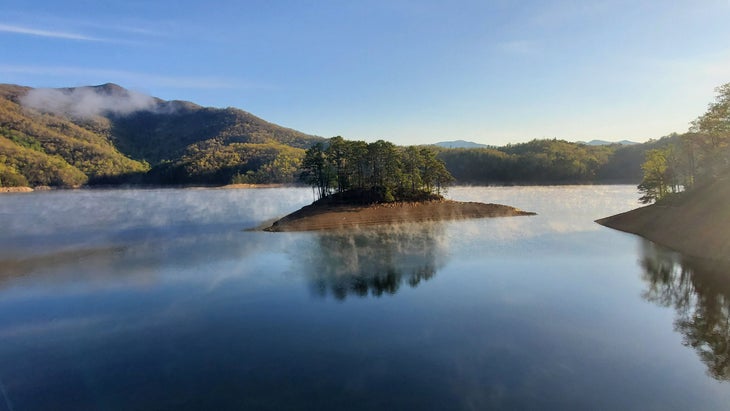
0;83;322;187
434;137;671;184
1;82;662;188
0;84;148;186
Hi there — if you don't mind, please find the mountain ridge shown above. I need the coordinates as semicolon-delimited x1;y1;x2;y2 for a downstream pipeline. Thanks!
0;83;323;186
433;140;490;149
1;83;662;188
577;139;639;146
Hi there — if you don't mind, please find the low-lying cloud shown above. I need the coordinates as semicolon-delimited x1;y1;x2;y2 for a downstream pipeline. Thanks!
20;85;158;118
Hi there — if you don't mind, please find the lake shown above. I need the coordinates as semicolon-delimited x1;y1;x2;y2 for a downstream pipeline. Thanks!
0;186;728;410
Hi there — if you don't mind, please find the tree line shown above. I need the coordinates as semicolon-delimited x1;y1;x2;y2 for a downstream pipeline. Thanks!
432;137;684;185
300;136;453;203
10;80;719;191
638;83;730;203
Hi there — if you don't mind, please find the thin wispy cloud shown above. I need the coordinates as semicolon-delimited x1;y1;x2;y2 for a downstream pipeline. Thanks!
48;17;171;38
0;23;105;41
3;10;176;40
0;20;160;46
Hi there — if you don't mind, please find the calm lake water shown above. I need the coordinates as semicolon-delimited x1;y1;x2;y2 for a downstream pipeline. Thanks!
0;186;728;410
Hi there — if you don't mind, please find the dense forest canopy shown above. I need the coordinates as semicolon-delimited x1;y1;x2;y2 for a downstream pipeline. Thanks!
300;137;453;203
434;138;664;184
0;82;687;189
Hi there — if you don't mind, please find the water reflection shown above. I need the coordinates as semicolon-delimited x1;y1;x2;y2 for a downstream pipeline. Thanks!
299;223;448;300
640;241;730;380
0;229;286;291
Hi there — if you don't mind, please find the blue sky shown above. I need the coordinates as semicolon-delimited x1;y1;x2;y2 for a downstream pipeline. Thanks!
1;0;729;146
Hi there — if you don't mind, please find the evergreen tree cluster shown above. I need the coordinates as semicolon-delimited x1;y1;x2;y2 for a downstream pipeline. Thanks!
300;136;453;203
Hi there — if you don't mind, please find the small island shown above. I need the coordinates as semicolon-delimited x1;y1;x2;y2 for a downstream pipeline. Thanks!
263;137;535;232
265;196;534;232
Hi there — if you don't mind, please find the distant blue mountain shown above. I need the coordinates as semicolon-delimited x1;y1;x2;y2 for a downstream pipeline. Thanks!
578;139;639;146
436;139;639;149
434;140;489;149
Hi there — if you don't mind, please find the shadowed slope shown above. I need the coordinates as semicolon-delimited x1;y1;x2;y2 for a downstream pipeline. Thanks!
597;175;730;260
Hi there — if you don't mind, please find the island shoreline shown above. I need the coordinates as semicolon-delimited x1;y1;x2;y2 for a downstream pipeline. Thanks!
263;200;536;232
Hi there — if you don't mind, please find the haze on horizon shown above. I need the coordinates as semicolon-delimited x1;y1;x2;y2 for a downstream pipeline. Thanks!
1;0;729;146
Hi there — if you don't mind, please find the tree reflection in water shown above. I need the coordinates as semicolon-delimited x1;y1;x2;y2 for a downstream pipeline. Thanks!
301;223;448;300
640;240;730;381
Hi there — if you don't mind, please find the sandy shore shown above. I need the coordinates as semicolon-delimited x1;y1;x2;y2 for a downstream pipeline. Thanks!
597;177;730;261
264;200;535;232
0;187;33;193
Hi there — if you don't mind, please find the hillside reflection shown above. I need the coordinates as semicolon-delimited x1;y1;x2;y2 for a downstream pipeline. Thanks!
300;223;448;300
640;241;730;381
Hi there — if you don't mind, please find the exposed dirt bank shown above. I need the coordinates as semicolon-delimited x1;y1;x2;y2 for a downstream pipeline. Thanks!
597;177;730;261
0;186;33;193
264;200;535;232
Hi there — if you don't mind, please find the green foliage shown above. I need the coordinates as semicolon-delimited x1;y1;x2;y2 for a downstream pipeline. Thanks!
146;141;305;185
0;136;88;186
110;106;322;164
596;142;659;182
0;162;29;187
300;137;453;203
0;84;321;186
7;82;714;191
639;83;730;203
437;139;635;184
689;82;730;182
231;170;257;184
0;90;148;186
301;142;335;198
638;149;671;204
0;127;43;152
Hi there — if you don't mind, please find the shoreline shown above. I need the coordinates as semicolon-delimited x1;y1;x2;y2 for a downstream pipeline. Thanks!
215;183;287;189
0;183;291;193
0;183;642;194
596;177;730;261
0;186;34;193
596;205;730;262
264;200;536;232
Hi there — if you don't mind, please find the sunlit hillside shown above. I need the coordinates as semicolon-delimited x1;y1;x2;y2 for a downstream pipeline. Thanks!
0;83;322;186
0;82;699;188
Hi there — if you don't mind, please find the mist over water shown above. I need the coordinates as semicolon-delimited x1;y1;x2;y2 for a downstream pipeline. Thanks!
0;187;312;260
0;186;728;410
